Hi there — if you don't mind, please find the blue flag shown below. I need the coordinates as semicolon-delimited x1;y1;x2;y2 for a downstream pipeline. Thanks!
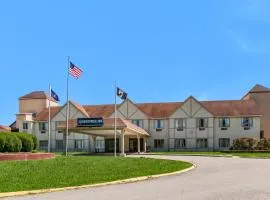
51;89;59;102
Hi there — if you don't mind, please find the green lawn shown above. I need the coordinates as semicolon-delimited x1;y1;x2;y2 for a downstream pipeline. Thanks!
151;151;270;158
0;156;192;193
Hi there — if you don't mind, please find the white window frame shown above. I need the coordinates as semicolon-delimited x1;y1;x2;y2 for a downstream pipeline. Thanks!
154;139;164;148
39;122;47;133
219;138;230;148
174;139;186;149
219;118;230;130
74;140;84;149
196;138;208;148
154;119;164;130
241;117;253;130
197;118;208;130
175;118;185;131
22;122;28;130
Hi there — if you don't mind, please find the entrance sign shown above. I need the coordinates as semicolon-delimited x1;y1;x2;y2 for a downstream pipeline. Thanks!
77;118;104;127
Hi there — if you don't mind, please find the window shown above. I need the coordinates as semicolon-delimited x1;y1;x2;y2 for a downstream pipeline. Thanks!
55;121;63;133
197;118;208;130
132;119;143;128
23;122;28;130
219;118;230;130
74;140;84;149
56;140;64;150
154;139;164;148
154;120;164;131
39;140;48;150
39;122;47;133
241;117;253;130
219;138;230;148
175;119;185;131
196;139;208;148
175;139;186;149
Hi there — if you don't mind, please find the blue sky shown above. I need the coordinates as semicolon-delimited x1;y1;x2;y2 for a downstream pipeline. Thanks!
1;0;270;125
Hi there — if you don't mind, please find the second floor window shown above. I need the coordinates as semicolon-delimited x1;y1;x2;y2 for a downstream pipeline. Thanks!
39;122;47;132
132;119;143;128
154;119;164;130
219;118;230;129
23;122;28;130
241;117;253;129
197;118;208;130
175;118;185;130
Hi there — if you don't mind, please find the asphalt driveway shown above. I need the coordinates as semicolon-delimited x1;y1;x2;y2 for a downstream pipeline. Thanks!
6;155;270;200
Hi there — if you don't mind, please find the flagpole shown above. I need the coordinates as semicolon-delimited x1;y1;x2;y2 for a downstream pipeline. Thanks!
65;56;70;156
48;84;51;153
114;81;117;157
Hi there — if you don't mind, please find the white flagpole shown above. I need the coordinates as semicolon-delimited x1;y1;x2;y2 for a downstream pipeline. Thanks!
65;56;70;156
48;84;51;153
114;81;117;157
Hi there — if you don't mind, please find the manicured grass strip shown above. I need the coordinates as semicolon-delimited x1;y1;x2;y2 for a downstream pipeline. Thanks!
0;156;192;193
151;151;270;158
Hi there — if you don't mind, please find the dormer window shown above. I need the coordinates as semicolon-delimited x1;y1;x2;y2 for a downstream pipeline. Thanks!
241;117;253;130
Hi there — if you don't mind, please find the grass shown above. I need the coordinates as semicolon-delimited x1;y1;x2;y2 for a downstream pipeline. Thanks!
151;151;270;158
0;156;192;193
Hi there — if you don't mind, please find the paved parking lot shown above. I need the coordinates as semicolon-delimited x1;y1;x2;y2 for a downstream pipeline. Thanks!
6;155;270;200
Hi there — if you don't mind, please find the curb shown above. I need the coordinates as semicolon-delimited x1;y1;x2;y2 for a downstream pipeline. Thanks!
0;165;195;198
146;153;233;158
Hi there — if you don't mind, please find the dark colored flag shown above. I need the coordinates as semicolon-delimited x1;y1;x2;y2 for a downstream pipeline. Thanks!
51;89;59;102
117;87;127;100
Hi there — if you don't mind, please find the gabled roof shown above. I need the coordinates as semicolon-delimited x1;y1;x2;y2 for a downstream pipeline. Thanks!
34;98;262;122
35;106;61;121
201;99;261;116
70;101;89;117
137;102;182;118
19;91;57;102
248;84;270;93
0;125;11;132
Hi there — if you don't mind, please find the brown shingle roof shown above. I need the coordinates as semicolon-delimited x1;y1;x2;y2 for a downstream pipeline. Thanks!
0;125;11;132
35;106;61;121
83;104;115;118
249;84;270;93
201;99;261;116
137;102;182;118
34;98;261;121
19;91;57;102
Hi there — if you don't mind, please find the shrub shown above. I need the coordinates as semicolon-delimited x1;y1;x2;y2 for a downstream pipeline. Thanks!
30;134;39;150
256;138;270;150
231;138;258;150
0;133;6;152
3;134;22;152
14;133;34;152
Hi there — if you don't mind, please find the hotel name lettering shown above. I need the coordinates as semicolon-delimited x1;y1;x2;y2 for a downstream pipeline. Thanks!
77;118;104;127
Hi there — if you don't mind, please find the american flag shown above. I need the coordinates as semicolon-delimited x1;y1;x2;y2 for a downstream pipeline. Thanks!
69;62;83;79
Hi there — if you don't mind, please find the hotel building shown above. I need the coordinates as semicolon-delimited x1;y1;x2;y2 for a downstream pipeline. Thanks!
10;84;270;153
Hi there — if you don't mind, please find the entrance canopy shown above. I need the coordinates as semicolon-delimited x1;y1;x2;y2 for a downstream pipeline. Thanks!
57;118;150;138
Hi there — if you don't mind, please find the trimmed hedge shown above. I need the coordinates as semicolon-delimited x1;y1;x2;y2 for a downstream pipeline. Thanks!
231;138;270;150
14;133;34;152
30;134;39;150
0;133;6;152
0;132;38;153
3;134;22;152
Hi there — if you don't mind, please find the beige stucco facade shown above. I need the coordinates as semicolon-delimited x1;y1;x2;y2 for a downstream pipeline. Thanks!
15;88;263;152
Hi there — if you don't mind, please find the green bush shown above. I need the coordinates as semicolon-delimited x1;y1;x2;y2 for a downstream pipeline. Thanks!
0;133;6;152
3;134;22;152
231;138;258;150
14;133;34;152
30;134;39;150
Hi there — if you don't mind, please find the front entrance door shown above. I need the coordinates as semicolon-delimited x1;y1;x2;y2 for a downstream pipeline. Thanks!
105;139;119;153
129;138;144;152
